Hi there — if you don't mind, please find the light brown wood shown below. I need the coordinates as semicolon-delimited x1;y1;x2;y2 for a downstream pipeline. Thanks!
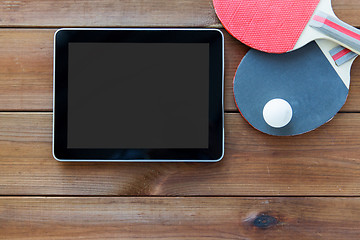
0;197;359;239
1;112;360;196
0;0;220;27
1;29;360;112
0;0;359;27
0;29;53;111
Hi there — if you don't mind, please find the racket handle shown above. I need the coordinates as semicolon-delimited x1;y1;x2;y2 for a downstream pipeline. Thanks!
329;45;358;66
310;11;360;55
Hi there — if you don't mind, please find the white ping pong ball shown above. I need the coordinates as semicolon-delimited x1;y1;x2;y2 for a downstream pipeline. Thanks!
263;99;293;128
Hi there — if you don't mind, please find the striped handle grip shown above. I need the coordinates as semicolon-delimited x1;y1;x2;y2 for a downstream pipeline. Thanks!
310;11;360;55
329;46;358;66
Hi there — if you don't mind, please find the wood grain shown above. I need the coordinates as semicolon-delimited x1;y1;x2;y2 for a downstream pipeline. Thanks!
0;0;220;27
0;0;359;27
0;197;359;239
1;29;360;112
0;29;53;111
1;112;360;196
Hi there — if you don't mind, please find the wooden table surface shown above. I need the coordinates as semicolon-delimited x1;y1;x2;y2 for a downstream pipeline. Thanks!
1;0;360;239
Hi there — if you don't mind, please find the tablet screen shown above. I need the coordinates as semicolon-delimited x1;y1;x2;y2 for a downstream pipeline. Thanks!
67;43;209;149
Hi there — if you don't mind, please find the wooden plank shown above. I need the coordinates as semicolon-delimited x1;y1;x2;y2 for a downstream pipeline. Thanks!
0;29;53;111
0;0;359;27
1;29;360;112
1;112;360;196
332;0;360;26
0;197;359;239
0;0;220;27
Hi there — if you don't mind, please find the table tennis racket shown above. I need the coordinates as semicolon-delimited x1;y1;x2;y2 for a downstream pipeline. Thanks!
233;40;357;136
213;0;360;54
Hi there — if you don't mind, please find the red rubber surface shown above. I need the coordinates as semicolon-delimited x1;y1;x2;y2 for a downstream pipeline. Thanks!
213;0;320;53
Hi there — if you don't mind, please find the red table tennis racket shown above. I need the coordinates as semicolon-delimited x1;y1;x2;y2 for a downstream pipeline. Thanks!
233;40;357;136
213;0;360;54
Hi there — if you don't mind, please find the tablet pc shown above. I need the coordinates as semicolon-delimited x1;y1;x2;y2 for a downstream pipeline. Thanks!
53;28;224;162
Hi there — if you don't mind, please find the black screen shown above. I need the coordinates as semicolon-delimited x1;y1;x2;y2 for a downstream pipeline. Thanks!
67;43;209;149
